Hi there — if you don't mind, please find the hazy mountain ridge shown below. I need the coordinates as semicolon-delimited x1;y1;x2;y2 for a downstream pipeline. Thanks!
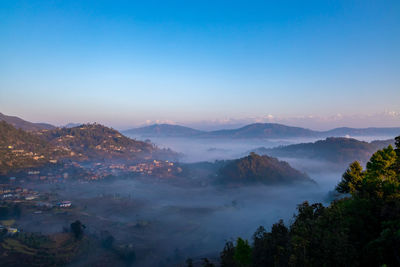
0;112;55;131
2;113;399;139
124;123;400;139
124;123;205;137
323;127;400;137
252;137;395;165
203;123;318;139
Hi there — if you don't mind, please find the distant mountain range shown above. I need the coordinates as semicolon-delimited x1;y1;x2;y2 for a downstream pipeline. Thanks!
0;112;55;131
1;112;399;139
252;137;395;165
124;123;400;139
124;124;205;137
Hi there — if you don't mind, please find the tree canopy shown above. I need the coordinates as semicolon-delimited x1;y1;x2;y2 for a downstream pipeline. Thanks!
220;135;400;266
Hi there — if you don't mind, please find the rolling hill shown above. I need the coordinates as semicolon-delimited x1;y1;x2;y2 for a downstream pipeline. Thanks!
204;123;318;139
0;121;178;174
252;137;395;165
0;112;55;131
216;152;314;186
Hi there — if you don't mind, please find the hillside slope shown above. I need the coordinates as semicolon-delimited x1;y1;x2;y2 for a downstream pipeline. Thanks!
253;137;395;165
217;152;314;185
206;123;318;139
0;122;178;174
0;112;55;131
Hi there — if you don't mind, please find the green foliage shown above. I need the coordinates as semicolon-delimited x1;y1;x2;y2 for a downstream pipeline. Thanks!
220;136;400;266
220;241;236;267
337;145;400;200
336;161;364;194
70;220;85;240
252;221;289;267
233;238;252;267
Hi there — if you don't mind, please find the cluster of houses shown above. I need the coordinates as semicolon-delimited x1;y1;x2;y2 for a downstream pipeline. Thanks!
0;185;39;201
6;157;182;184
6;145;48;162
78;160;181;180
114;160;180;176
0;184;72;209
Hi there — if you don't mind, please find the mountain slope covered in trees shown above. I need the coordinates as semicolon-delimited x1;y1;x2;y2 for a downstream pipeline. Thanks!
218;136;400;267
253;137;394;165
0;121;60;174
216;153;314;186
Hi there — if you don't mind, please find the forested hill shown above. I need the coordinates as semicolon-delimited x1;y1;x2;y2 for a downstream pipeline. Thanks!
0;121;59;174
40;123;156;161
253;137;394;165
216;152;314;186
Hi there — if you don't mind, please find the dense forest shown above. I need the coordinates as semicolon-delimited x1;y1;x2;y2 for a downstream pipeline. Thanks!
254;137;394;165
218;136;400;267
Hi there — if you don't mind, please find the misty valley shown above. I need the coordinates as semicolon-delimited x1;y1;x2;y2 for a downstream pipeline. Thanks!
0;115;399;266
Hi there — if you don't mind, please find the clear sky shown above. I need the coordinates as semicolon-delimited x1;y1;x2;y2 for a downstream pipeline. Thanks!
0;0;399;130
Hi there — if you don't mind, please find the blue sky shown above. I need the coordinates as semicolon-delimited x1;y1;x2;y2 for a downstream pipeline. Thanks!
0;0;399;130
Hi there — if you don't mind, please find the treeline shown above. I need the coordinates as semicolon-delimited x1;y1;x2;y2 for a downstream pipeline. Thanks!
256;137;394;165
219;136;400;266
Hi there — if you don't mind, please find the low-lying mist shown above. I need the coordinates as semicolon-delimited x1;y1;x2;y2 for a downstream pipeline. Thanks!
24;177;330;266
16;135;387;266
127;135;392;163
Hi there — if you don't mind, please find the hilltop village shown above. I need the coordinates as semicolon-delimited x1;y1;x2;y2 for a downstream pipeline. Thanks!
0;121;182;183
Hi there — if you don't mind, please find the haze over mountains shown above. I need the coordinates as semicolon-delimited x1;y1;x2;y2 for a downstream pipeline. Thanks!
124;122;400;139
1;112;399;140
252;137;395;166
0;112;55;131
